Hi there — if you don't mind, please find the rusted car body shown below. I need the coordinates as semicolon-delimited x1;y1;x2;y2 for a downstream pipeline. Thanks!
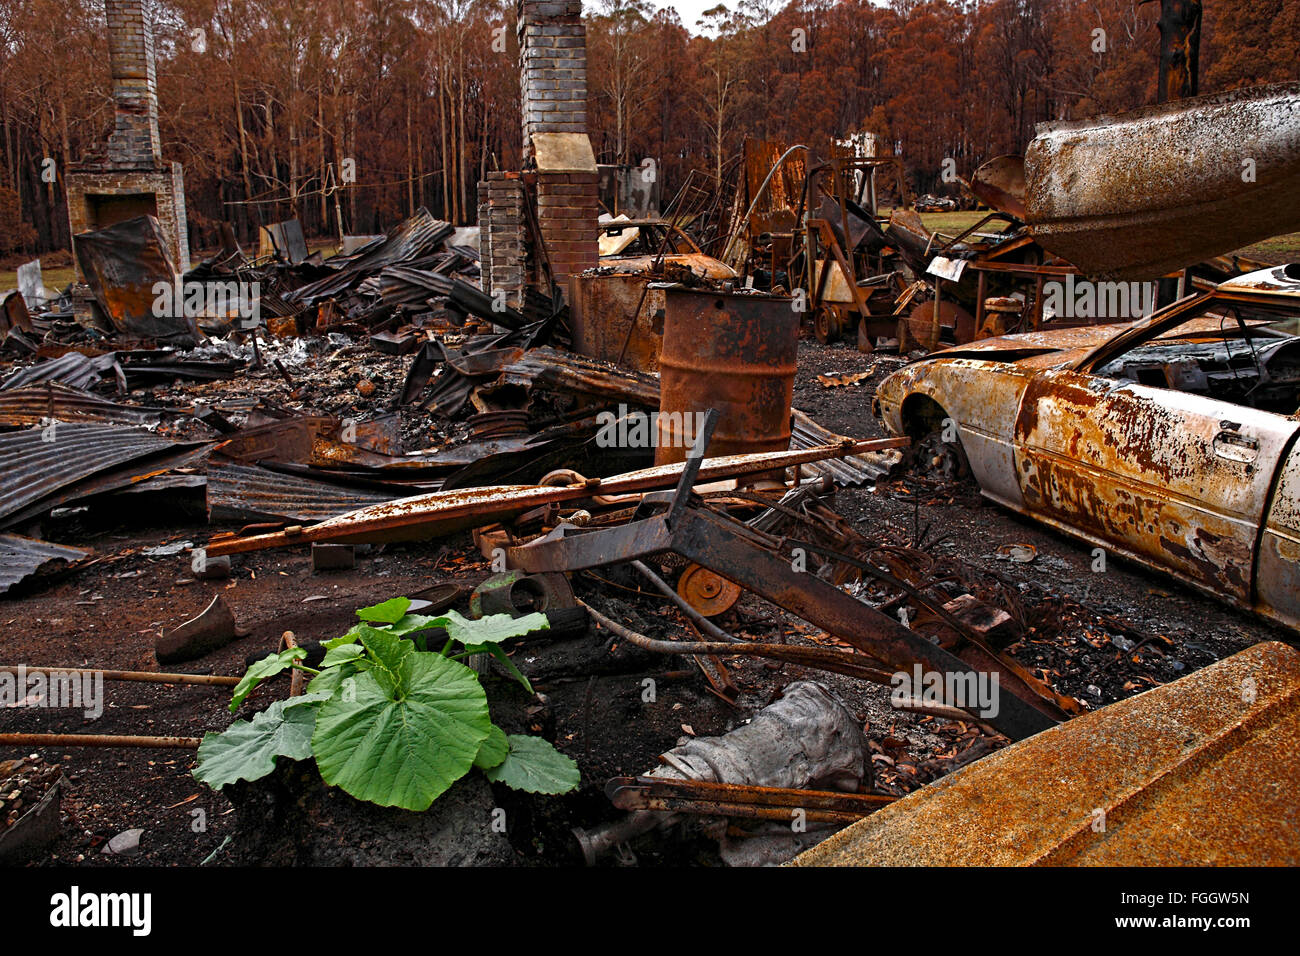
1015;82;1300;279
875;264;1300;630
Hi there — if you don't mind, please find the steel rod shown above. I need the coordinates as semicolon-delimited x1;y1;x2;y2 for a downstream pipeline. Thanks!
0;733;201;749
0;665;238;687
581;600;892;683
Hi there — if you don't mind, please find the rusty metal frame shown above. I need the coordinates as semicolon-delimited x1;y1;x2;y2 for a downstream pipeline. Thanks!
505;415;1059;741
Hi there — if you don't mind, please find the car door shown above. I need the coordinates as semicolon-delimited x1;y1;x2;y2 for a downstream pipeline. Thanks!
1256;442;1300;629
1012;367;1300;606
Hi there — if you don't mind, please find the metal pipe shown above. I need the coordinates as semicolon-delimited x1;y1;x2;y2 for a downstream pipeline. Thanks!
0;733;202;749
580;600;892;684
0;665;238;687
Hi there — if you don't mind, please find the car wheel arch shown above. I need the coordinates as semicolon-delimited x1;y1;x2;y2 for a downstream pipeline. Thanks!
900;392;954;440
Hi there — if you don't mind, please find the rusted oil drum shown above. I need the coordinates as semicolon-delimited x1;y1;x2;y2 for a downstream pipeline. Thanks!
655;288;797;466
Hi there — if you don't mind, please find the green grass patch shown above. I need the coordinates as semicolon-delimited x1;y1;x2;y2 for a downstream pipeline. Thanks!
0;265;77;292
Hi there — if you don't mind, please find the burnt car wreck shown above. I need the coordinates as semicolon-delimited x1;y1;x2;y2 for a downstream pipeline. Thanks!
2;0;1300;884
876;265;1300;630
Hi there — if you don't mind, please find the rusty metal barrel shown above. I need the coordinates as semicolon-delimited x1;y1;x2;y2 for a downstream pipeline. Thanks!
655;288;798;466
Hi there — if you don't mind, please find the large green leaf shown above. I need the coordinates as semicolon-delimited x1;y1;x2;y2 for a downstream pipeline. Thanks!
194;693;330;790
323;626;366;651
311;653;491;810
319;641;364;668
356;597;411;624
384;614;444;638
352;623;413;695
473;724;509;771
483;735;580;794
230;647;307;713
442;609;549;646
306;661;358;698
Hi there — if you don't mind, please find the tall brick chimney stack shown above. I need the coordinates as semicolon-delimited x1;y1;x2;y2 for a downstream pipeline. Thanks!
518;0;598;295
67;0;189;275
519;0;589;151
104;0;163;167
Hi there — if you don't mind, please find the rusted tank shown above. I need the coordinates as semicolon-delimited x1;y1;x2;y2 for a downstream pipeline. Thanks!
569;272;667;373
569;258;737;374
655;288;798;466
1022;81;1300;279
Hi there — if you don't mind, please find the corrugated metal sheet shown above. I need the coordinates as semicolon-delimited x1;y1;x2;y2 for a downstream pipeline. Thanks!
0;533;91;596
0;384;164;428
1;352;121;392
285;209;454;305
0;422;211;528
501;346;661;407
790;410;902;486
207;462;399;524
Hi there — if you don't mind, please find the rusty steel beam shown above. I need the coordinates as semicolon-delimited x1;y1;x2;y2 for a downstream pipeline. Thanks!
203;438;906;556
0;665;237;687
0;733;201;749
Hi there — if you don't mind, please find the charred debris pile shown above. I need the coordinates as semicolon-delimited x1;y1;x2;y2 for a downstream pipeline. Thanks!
5;74;1300;865
0;196;1097;866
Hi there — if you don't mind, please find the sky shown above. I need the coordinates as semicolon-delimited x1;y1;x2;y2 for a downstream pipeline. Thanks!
647;0;736;33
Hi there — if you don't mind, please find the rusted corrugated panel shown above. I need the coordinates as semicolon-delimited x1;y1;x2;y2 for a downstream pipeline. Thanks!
0;384;164;427
285;209;454;305
0;352;121;392
0;422;211;528
501;346;661;407
1024;82;1300;279
790;411;902;486
207;462;399;524
792;641;1300;866
0;533;91;596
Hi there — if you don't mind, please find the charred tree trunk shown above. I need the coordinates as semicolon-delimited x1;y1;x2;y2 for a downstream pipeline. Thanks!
1155;0;1201;103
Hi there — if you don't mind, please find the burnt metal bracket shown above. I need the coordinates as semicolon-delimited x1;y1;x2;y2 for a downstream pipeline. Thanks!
507;494;1060;741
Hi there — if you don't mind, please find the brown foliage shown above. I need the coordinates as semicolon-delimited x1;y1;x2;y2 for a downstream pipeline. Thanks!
0;0;1295;255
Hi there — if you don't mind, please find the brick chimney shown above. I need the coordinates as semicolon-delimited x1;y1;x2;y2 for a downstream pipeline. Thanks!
67;0;189;274
479;2;597;308
104;0;162;166
520;0;599;292
519;0;589;152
